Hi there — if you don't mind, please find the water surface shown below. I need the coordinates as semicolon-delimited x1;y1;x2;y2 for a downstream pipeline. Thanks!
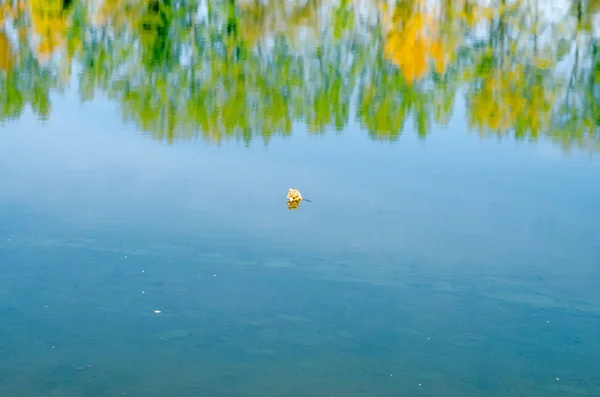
1;1;600;396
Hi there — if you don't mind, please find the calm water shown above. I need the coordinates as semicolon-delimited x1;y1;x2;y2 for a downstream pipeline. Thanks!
2;1;600;396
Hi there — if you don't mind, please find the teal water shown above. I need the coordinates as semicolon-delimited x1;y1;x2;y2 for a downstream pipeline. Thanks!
2;98;600;396
2;0;600;396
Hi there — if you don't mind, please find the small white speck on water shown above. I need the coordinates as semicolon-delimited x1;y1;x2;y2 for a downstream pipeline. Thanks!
390;374;393;377
141;270;145;273
418;383;422;386
556;378;560;381
141;291;145;294
44;305;48;308
213;274;217;277
547;320;550;323
7;239;11;242
124;256;127;259
154;310;161;314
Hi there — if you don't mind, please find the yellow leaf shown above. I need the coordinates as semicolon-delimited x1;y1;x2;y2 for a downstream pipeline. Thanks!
287;188;303;210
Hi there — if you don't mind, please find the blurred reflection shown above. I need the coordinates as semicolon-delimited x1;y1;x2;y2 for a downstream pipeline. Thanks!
0;0;599;152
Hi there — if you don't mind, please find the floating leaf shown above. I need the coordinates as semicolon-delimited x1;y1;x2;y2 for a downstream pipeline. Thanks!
287;188;303;210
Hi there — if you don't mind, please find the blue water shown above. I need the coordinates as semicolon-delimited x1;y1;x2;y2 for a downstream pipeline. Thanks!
2;0;600;394
1;93;600;396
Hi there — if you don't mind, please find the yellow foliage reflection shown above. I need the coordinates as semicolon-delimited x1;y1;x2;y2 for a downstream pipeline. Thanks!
0;30;13;71
27;0;72;63
380;3;443;82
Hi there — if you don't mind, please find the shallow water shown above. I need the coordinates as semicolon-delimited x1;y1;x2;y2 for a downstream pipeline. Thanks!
2;0;600;396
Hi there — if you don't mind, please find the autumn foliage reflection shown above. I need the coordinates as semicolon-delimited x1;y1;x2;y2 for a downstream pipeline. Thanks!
0;0;599;152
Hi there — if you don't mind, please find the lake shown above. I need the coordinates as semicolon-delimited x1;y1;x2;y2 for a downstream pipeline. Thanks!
1;0;600;396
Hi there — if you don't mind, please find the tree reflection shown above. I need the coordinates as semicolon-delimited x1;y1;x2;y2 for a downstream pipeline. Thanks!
551;0;600;152
0;0;599;152
464;0;558;141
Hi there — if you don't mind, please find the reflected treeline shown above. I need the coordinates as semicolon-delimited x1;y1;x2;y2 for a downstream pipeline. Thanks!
0;0;599;151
